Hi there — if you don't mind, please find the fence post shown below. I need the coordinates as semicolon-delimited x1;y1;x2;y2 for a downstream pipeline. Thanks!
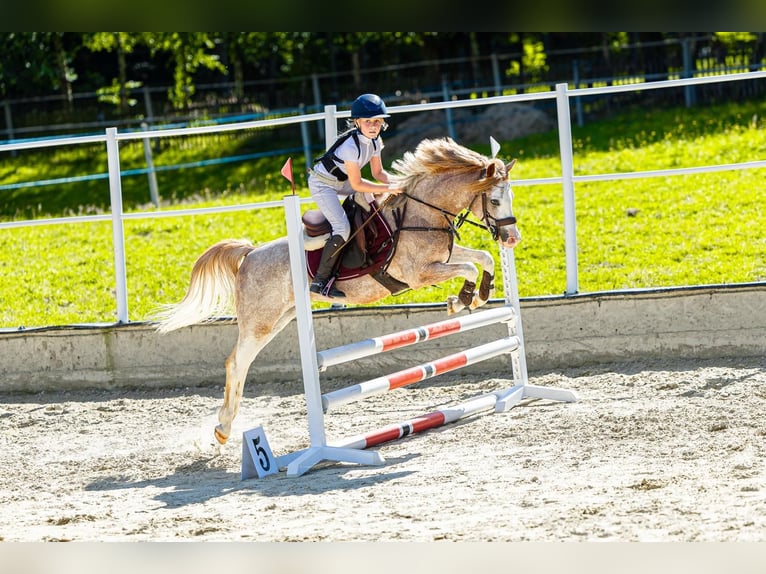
142;86;155;124
105;127;129;324
572;60;584;127
441;78;456;140
323;104;337;148
682;38;697;107
140;122;160;207
299;105;312;182
313;74;324;141
555;83;579;295
491;53;502;96
3;101;16;157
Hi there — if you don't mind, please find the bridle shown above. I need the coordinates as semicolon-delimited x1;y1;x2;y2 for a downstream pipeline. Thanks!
476;183;518;241
398;179;516;242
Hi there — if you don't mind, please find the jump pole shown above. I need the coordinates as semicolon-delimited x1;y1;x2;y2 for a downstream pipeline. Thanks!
331;389;503;450
317;304;516;371
321;335;519;411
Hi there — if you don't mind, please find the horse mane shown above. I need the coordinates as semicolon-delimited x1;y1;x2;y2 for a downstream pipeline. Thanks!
390;137;506;195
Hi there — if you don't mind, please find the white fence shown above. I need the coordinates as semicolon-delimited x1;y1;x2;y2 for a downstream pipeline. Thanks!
1;71;766;326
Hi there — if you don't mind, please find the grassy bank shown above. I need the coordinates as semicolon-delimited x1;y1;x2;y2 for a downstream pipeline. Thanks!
1;101;765;328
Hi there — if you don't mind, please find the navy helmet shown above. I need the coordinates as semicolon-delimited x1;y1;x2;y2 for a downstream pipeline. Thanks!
350;93;389;119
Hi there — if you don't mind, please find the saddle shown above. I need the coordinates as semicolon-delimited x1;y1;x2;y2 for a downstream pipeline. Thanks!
302;195;407;293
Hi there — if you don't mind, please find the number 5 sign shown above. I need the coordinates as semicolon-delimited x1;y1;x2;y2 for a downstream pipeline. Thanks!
241;426;278;480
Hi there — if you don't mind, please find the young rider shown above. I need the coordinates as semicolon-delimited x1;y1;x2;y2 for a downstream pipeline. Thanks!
307;93;402;298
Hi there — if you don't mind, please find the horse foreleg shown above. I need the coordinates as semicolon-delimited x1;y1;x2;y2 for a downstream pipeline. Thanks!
445;245;496;314
413;257;479;315
477;269;494;305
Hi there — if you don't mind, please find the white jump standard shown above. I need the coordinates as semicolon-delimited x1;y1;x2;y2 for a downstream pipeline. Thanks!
271;193;577;478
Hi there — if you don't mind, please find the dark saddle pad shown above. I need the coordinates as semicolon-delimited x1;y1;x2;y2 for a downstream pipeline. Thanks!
304;196;396;281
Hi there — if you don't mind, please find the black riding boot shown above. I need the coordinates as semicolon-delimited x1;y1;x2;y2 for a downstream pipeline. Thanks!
310;234;346;298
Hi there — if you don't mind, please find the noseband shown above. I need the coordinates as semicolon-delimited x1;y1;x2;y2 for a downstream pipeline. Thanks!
479;189;517;242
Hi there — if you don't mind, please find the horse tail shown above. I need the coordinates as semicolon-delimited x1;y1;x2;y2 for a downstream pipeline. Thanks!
154;239;256;334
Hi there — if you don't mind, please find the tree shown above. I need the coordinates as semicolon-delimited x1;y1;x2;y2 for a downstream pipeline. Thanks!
83;33;142;115
142;33;226;111
215;32;299;104
0;32;78;106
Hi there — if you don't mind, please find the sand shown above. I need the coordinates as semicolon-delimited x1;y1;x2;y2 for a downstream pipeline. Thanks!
1;356;765;542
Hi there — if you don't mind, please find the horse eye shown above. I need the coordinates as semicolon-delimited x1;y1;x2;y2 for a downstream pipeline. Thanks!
490;199;501;206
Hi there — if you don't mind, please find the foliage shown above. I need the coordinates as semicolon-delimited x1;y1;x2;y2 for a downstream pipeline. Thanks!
1;100;765;328
3;32;764;110
505;34;549;83
142;33;226;110
83;33;142;113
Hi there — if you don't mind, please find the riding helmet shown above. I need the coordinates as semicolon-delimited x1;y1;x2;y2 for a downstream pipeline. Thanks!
351;93;390;119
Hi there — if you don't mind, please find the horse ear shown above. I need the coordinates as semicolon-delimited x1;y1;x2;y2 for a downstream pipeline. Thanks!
506;159;517;172
484;163;496;179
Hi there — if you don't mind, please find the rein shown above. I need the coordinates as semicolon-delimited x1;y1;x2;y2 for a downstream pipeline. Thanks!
396;192;463;238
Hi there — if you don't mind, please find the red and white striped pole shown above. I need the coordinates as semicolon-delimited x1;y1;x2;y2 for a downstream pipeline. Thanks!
317;305;515;371
321;336;519;412
331;389;501;450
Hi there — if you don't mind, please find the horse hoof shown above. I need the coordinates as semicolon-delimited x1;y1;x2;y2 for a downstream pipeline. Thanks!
214;425;229;445
446;296;462;315
469;296;486;310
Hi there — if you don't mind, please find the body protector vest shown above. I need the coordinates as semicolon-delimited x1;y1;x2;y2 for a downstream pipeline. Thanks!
315;129;379;181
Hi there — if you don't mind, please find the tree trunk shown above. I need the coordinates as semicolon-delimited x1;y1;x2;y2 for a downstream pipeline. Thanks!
52;33;73;113
117;34;129;115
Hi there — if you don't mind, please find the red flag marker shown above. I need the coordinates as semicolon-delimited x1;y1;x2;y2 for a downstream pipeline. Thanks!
280;157;295;194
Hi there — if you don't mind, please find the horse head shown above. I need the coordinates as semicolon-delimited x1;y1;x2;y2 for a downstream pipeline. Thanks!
470;157;521;249
388;137;521;249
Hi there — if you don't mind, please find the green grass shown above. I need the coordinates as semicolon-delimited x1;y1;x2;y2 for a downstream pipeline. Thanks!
1;101;765;328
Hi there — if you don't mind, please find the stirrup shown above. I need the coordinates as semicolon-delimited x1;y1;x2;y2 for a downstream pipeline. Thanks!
310;277;346;298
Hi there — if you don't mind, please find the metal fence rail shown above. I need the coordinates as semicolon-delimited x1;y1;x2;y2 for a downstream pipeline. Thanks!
1;71;766;326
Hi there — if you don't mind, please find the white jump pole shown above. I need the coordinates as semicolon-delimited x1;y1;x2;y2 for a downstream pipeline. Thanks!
322;336;519;412
279;193;385;477
331;388;503;450
317;304;515;370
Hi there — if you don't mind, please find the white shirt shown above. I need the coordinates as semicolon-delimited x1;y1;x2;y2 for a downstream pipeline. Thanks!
314;130;383;195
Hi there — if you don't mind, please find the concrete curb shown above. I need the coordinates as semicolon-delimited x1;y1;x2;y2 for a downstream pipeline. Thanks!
1;283;764;392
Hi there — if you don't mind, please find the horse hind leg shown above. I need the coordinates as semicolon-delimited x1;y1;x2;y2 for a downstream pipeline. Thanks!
214;308;296;445
215;334;264;445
